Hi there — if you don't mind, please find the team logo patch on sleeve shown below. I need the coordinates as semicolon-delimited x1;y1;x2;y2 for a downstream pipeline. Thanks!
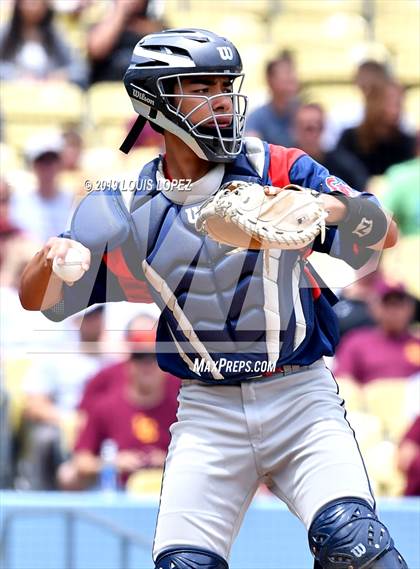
352;218;373;238
325;176;358;196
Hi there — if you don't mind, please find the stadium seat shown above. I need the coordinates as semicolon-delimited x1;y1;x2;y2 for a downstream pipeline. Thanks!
87;122;137;150
363;439;405;496
0;143;22;173
336;377;364;413
362;379;413;442
4;124;57;155
2;82;85;152
381;236;420;299
3;358;31;432
345;410;383;454
126;468;163;496
2;81;84;125
87;82;134;128
279;0;364;15
81;146;126;176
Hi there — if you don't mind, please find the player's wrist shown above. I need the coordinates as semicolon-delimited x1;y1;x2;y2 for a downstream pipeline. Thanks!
320;195;348;224
329;192;388;247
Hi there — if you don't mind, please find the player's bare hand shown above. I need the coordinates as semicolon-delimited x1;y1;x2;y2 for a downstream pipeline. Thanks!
44;237;91;272
148;448;166;468
115;450;145;473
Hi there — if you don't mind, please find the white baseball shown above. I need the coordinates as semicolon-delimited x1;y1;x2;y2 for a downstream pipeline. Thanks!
52;247;86;283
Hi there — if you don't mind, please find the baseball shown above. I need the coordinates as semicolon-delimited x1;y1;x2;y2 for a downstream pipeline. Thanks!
52;247;86;283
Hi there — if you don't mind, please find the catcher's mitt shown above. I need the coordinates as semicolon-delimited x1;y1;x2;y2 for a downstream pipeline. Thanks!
195;181;327;250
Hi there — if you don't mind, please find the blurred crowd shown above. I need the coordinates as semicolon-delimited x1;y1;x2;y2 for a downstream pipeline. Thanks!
0;0;419;497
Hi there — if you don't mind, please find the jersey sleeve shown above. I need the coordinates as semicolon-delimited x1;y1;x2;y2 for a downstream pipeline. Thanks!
286;151;380;268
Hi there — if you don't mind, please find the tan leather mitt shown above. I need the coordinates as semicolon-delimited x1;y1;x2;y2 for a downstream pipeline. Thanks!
195;180;327;250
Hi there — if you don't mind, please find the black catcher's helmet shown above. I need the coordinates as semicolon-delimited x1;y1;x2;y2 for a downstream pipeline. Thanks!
122;28;248;163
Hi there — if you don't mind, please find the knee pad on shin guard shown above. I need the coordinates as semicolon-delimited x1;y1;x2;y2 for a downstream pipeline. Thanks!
155;547;229;569
308;498;408;568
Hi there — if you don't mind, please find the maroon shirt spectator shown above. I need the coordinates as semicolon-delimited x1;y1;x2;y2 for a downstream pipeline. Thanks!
75;368;179;484
334;282;419;384
78;359;126;413
57;312;181;490
334;328;419;384
397;415;420;496
79;316;178;413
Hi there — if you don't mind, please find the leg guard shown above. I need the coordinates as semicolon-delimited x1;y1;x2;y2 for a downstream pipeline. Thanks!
155;547;229;569
308;498;408;568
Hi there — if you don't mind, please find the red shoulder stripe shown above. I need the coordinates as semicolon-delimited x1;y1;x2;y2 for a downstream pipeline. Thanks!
268;145;305;188
104;248;154;303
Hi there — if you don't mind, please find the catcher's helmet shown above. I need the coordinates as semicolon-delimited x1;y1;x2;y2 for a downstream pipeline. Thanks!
122;28;248;163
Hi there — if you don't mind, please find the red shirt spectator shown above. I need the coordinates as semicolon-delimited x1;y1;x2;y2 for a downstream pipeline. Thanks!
79;357;181;414
334;282;419;384
334;328;419;385
58;312;181;490
398;415;420;496
75;369;179;484
78;360;127;412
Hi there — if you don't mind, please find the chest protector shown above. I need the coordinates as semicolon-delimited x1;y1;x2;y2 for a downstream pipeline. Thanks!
71;139;339;383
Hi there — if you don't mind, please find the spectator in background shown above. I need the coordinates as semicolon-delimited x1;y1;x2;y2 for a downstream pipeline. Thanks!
58;126;88;197
78;312;175;419
322;59;392;151
0;0;87;86
382;131;420;237
0;386;14;488
336;80;416;176
18;305;106;490
334;281;419;386
87;0;163;85
397;415;420;496
60;127;84;172
0;177;39;286
246;50;300;147
58;313;180;490
292;103;368;191
333;271;381;338
10;132;74;243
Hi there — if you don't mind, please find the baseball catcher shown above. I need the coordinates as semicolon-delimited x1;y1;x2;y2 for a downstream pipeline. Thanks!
20;29;406;569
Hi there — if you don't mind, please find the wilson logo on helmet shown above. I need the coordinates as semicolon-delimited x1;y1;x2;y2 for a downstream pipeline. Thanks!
217;46;234;61
132;88;156;106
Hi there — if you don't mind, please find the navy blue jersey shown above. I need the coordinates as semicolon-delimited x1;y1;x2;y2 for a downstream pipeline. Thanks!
44;139;380;384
